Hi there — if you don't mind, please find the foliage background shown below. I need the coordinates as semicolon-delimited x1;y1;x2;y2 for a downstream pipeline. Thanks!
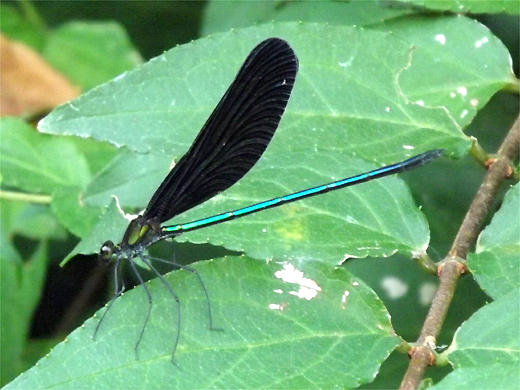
1;1;518;389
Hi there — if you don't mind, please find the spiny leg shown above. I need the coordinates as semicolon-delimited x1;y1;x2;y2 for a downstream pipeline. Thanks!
128;258;152;361
150;256;220;332
139;255;181;365
93;256;125;340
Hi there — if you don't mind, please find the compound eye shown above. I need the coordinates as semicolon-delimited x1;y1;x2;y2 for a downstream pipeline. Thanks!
99;241;114;262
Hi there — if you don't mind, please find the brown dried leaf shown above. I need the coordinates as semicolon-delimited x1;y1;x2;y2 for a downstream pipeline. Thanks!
0;34;80;117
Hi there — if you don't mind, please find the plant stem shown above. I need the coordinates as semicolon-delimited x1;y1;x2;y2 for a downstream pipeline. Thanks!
400;115;520;390
0;190;51;204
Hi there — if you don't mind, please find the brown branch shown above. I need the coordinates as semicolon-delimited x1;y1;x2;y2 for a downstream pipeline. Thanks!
400;115;520;390
450;116;520;259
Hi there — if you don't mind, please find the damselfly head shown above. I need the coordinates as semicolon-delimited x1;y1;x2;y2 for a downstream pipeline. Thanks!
99;240;115;262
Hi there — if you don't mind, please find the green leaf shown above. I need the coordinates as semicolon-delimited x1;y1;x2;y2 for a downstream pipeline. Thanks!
51;148;171;241
430;363;520;389
40;23;471;263
396;0;520;15
50;186;102;239
67;135;119;178
468;184;520;299
0;117;91;194
0;117;117;240
82;149;171;210
1;236;48;386
43;21;142;90
62;198;127;264
40;23;469;156
0;3;45;50
66;150;436;265
175;152;434;262
201;1;413;36
10;203;67;241
275;1;414;26
1;12;517;390
202;1;283;35
4;258;400;389
1;199;57;385
449;289;520;366
380;15;516;130
433;289;520;389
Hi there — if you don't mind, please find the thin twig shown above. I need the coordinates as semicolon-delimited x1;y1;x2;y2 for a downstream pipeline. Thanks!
450;116;520;259
400;115;520;390
0;190;51;204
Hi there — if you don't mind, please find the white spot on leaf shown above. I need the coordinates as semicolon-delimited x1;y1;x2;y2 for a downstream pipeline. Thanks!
457;87;467;96
475;37;489;48
274;264;321;300
435;34;446;45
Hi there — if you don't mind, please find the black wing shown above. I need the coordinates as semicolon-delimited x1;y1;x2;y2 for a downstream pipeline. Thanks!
143;38;298;223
